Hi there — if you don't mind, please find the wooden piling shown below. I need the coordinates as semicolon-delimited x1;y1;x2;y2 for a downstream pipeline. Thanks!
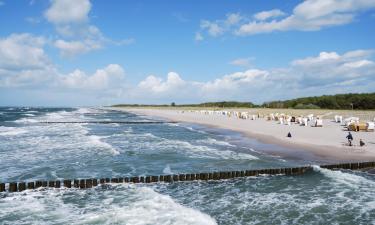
18;182;26;192
64;180;71;188
159;175;164;182
118;177;124;183
195;174;200;180
164;175;172;182
86;179;93;188
100;178;105;184
93;179;98;186
124;177;130;183
0;183;5;192
132;177;139;183
179;174;186;181
105;178;110;183
208;173;213;180
145;176;151;183
74;180;79;188
79;180;85;189
48;181;55;188
55;180;61;188
42;181;48;187
9;183;17;192
111;178;119;183
151;176;158;182
35;181;42;188
173;175;179;182
185;174;191;181
27;182;35;190
140;177;145;183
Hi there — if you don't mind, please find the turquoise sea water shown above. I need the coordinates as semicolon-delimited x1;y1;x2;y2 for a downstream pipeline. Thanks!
0;107;374;224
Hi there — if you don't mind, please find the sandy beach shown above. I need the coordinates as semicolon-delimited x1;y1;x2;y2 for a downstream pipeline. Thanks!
114;107;375;162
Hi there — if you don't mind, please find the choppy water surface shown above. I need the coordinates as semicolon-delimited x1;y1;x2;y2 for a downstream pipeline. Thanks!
0;107;374;224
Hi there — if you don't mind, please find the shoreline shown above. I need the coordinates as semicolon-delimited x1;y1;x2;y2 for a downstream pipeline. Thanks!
111;107;375;162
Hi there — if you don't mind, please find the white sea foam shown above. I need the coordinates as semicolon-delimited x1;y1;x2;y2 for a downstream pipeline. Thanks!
23;113;35;117
82;186;217;225
313;165;375;188
158;139;258;160
163;164;173;174
88;135;120;156
197;138;235;147
0;126;28;136
14;118;38;123
0;185;217;225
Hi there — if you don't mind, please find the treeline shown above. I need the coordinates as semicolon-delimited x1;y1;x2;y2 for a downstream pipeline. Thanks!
179;101;256;108
262;93;375;110
112;101;256;108
112;93;375;110
112;104;170;107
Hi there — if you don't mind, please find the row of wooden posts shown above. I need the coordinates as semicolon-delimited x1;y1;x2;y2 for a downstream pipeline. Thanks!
1;161;374;193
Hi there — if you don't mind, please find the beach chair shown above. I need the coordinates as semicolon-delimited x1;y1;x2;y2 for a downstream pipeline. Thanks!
314;119;323;127
302;118;308;126
367;122;375;132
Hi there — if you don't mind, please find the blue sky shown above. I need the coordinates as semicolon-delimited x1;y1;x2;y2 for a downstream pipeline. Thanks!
0;0;375;106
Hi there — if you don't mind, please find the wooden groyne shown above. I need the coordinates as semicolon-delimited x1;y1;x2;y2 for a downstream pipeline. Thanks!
1;161;374;193
39;121;178;124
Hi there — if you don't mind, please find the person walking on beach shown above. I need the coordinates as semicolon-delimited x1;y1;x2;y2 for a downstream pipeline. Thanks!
360;139;365;147
346;132;353;146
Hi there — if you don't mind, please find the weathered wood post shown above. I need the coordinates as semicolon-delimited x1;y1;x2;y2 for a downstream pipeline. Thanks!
35;181;43;188
79;180;85;189
55;180;61;188
179;174;186;181
93;179;98;186
185;174;191;181
124;177;130;183
64;180;71;188
18;182;26;192
164;175;172;182
145;176;151;183
42;181;48;187
151;176;158;182
0;183;5;192
9;183;17;192
173;175;179;182
100;178;105;184
213;172;219;180
86;179;93;188
48;181;55;188
74;180;79;188
27;182;35;190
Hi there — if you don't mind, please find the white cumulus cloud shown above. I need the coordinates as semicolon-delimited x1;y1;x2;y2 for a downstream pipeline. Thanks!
199;0;375;37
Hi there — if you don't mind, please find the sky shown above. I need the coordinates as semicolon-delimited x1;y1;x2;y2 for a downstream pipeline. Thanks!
0;0;375;106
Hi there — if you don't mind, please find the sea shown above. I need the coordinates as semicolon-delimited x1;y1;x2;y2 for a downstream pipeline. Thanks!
0;107;374;225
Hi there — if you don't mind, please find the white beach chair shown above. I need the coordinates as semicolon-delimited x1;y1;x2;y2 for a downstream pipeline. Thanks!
367;122;375;131
314;119;323;127
302;118;308;126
